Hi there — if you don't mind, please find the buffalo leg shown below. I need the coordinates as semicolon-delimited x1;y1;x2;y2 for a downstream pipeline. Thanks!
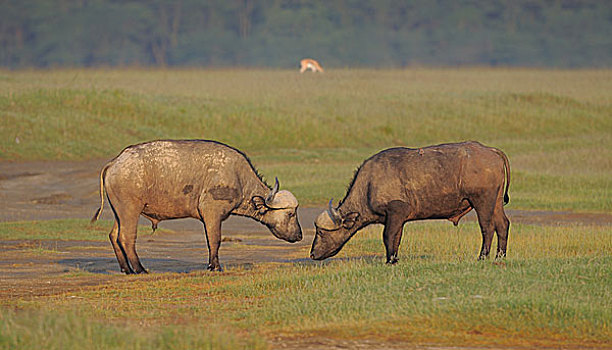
108;220;132;274
383;214;405;264
116;206;147;274
494;207;510;259
202;217;223;271
473;200;496;260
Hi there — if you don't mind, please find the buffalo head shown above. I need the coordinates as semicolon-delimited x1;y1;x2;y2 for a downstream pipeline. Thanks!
310;199;360;260
252;178;302;243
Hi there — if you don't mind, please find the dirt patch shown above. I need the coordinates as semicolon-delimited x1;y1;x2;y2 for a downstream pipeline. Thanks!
31;192;73;204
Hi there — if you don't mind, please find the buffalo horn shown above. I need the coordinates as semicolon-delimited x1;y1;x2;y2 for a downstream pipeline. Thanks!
328;199;342;225
266;177;280;205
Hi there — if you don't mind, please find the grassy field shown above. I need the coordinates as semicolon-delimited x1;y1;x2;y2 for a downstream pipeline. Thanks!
1;68;611;211
1;222;611;349
1;69;611;349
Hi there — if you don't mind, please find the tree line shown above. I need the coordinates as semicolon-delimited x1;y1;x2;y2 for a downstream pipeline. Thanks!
1;0;610;68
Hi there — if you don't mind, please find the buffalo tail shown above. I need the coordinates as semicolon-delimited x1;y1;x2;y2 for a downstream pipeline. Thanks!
90;164;110;223
494;148;511;205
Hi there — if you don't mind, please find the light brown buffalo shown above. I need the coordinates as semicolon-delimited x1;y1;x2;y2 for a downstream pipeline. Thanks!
91;140;302;274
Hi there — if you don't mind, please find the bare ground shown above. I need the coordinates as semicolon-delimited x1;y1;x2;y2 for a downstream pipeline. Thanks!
1;159;610;350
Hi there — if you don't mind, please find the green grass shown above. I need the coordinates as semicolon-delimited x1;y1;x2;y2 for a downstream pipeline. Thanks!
254;257;610;346
0;310;266;350
2;222;610;349
1;69;610;211
339;221;612;261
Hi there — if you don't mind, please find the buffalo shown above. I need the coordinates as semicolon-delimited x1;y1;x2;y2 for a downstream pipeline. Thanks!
310;141;510;263
91;140;302;274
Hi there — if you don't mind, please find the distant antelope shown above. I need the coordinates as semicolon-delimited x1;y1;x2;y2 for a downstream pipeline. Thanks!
300;58;324;73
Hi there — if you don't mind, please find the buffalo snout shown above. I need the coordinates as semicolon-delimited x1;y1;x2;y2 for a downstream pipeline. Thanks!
266;208;302;243
310;228;343;260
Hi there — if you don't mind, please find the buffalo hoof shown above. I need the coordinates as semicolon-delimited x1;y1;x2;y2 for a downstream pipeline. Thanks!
386;257;399;265
207;264;223;272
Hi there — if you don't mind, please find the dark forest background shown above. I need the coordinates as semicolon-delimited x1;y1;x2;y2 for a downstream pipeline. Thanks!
1;0;610;68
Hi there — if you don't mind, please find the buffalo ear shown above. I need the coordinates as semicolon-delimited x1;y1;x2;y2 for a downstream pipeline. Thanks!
342;212;360;229
251;196;268;214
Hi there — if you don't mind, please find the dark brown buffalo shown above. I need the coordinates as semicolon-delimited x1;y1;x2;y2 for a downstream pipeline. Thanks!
310;141;510;263
91;140;302;274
